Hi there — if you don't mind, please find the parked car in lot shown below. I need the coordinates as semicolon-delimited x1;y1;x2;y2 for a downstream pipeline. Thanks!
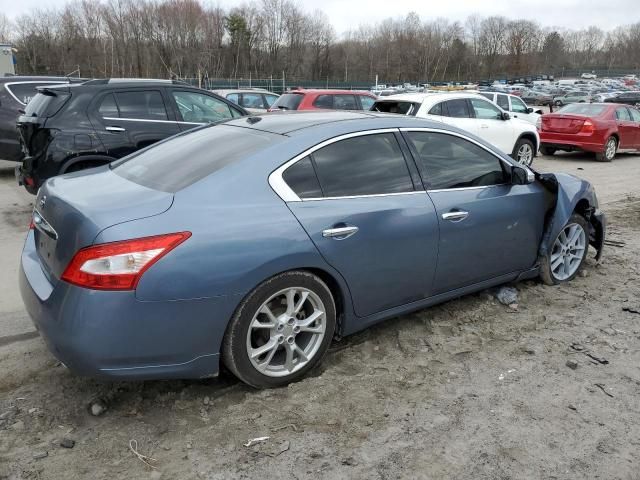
540;103;640;161
519;90;554;106
478;91;542;126
604;91;640;107
20;111;605;387
0;76;85;162
372;92;540;165
213;88;279;113
554;91;592;106
15;79;247;193
268;89;377;111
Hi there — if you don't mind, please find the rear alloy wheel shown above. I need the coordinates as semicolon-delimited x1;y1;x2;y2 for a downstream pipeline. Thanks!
595;137;617;162
540;146;556;156
512;138;535;166
540;214;589;285
222;271;336;388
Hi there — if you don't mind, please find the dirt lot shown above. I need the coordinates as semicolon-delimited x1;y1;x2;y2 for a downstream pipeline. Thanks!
1;152;640;480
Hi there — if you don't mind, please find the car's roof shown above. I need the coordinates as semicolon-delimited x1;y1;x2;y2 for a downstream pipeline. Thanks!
284;89;373;96
0;76;83;84
215;89;276;95
373;92;485;103
222;110;459;136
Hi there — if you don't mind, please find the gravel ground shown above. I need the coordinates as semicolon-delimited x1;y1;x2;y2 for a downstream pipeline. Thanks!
1;152;640;480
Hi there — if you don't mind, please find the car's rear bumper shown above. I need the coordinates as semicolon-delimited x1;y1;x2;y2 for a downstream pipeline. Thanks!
540;132;605;153
19;230;239;380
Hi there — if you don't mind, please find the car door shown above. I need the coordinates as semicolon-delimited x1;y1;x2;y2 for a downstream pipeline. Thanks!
615;107;636;149
280;130;440;317
627;108;640;148
510;95;536;125
402;129;546;294
170;89;243;131
92;89;180;158
468;97;514;153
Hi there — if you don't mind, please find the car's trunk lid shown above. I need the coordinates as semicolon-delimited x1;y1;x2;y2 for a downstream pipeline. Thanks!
541;114;587;134
33;167;174;283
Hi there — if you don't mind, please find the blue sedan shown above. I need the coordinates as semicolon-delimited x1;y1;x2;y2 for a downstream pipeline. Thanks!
20;112;606;388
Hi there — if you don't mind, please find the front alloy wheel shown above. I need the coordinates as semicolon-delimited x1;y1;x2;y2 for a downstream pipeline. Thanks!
222;271;336;388
516;142;534;166
540;214;589;285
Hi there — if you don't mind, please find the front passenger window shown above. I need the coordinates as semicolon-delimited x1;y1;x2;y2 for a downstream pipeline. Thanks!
172;91;235;123
470;98;502;120
406;131;508;190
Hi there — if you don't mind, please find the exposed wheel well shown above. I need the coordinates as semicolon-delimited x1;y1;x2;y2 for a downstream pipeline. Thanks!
302;268;346;336
574;199;591;219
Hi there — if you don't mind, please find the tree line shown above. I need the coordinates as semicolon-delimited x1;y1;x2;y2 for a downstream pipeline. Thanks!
1;0;640;83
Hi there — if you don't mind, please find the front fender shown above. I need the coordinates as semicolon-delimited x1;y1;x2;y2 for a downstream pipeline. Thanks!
537;172;606;261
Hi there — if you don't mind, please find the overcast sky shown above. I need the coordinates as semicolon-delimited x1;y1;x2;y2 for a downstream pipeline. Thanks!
4;0;637;35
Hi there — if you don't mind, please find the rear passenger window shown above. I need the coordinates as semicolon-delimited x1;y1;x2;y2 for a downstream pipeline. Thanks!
226;93;239;104
445;99;471;118
98;94;119;117
616;108;631;121
359;96;375;110
497;94;509;110
282;157;322;199
428;103;444;116
241;93;265;109
311;133;413;197
629;108;640;122
334;95;358;110
114;91;168;120
406;131;508;190
313;95;333;109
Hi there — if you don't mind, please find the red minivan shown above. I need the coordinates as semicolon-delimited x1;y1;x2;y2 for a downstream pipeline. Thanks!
268;89;377;112
540;103;640;161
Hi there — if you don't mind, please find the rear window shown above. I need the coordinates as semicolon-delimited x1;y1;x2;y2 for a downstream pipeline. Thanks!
372;101;419;115
112;125;276;192
558;104;607;116
23;92;70;118
6;82;63;105
271;93;304;110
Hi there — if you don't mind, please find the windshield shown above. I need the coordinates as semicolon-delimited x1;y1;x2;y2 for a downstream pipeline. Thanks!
271;93;304;110
112;125;278;192
557;104;607;116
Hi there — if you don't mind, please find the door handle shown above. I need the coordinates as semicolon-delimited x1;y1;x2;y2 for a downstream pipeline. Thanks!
480;124;489;129
105;126;126;132
322;225;359;239
442;211;469;222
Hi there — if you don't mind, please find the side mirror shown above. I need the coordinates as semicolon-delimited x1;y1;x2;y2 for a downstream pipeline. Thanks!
511;165;534;185
501;111;510;120
527;107;534;113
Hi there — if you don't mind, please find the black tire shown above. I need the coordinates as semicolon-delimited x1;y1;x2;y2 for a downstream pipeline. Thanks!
222;271;336;388
540;145;556;156
595;137;617;162
511;138;535;166
540;213;589;286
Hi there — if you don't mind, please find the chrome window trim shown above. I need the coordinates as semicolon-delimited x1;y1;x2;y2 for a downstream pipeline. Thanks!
269;128;402;202
302;191;427;202
4;81;68;106
102;116;201;125
398;127;534;192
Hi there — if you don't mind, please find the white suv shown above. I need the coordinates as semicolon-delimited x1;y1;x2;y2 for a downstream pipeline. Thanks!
372;92;539;165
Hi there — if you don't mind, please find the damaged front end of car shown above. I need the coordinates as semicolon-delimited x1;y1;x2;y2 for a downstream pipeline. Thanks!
536;172;606;262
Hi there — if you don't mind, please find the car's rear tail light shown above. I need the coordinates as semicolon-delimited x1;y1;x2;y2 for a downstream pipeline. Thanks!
580;119;595;134
61;232;191;290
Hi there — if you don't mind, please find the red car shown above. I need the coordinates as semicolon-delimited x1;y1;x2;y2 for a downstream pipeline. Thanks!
540;103;640;161
268;89;377;112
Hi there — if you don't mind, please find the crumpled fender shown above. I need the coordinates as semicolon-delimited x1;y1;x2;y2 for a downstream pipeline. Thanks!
537;171;606;262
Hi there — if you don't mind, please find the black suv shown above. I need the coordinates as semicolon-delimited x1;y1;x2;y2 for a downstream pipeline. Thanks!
16;79;247;193
1;76;85;162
